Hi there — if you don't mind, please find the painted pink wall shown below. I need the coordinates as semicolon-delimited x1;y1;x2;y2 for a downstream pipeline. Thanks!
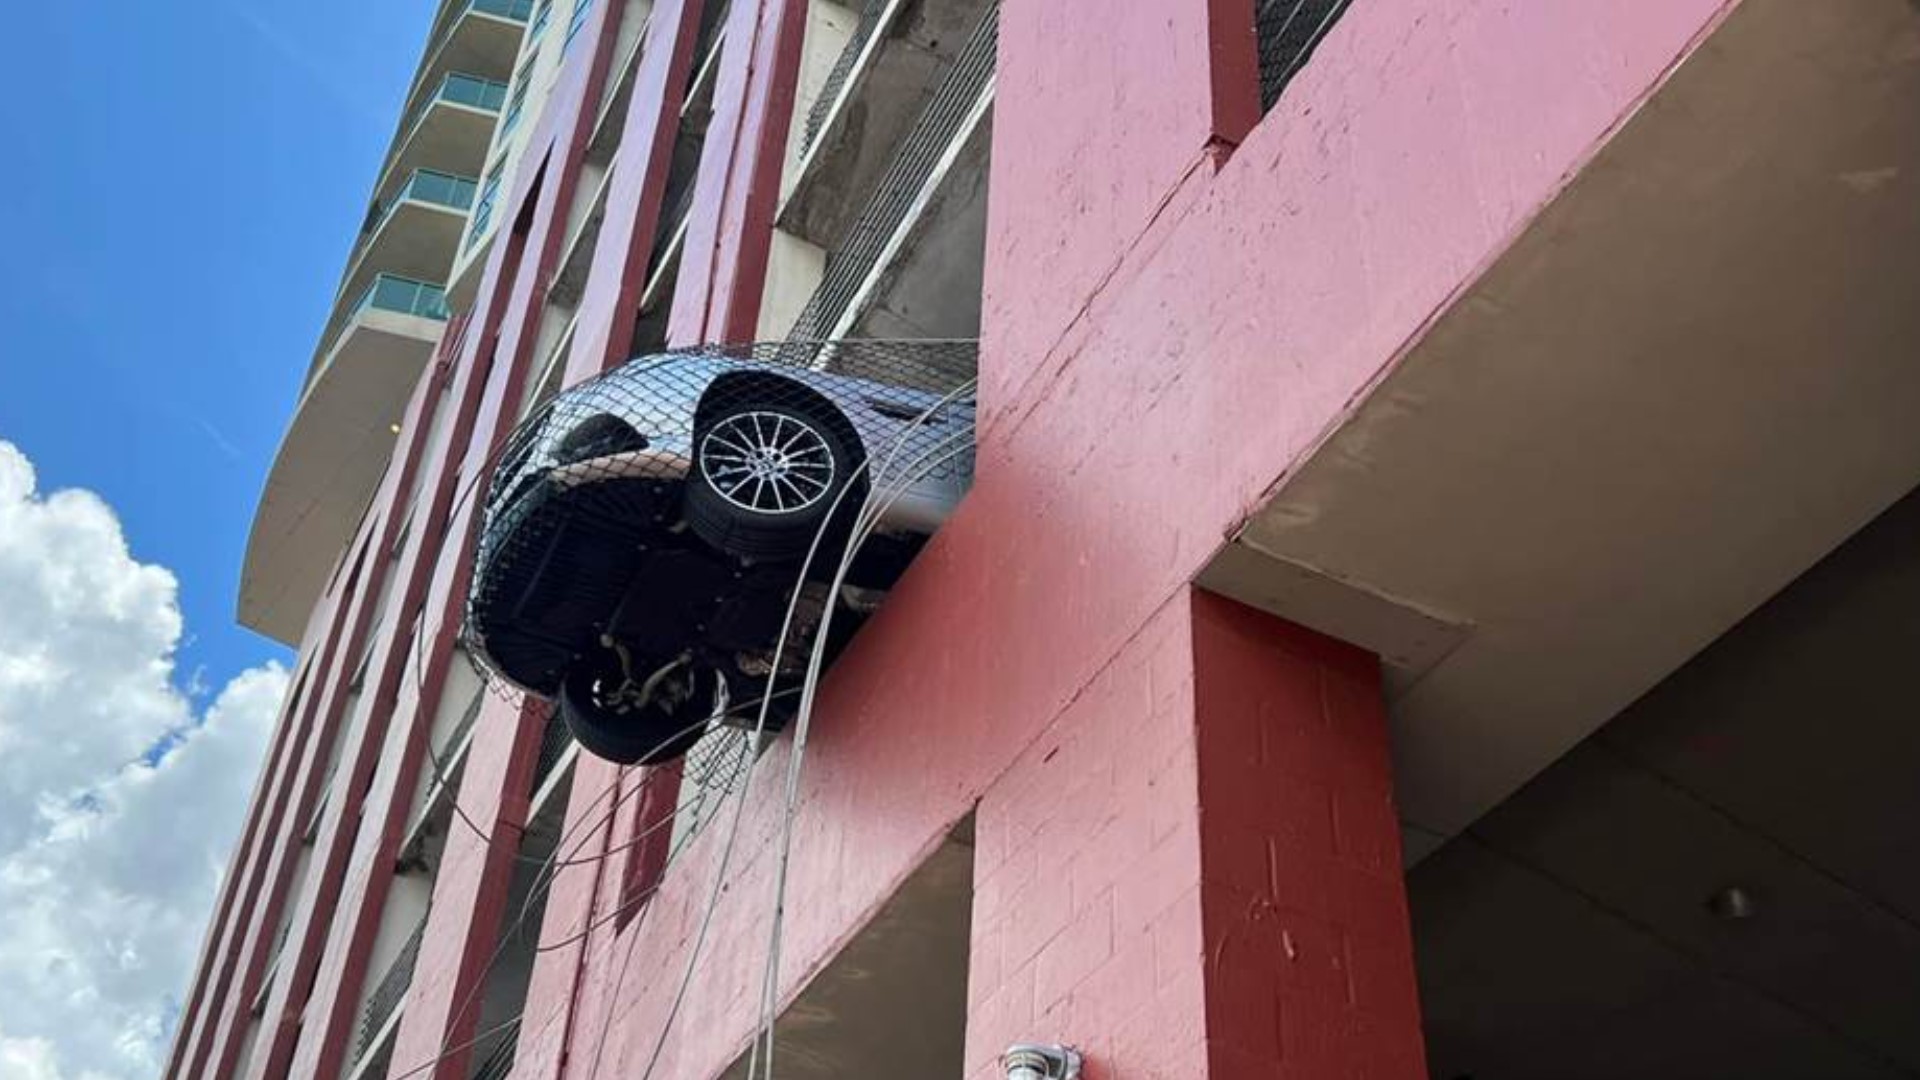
529;1;1732;1078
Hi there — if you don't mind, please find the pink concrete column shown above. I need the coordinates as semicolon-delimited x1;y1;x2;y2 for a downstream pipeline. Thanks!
1190;591;1425;1079
388;695;545;1080
509;754;625;1080
667;0;808;345
564;0;708;384
966;590;1423;1079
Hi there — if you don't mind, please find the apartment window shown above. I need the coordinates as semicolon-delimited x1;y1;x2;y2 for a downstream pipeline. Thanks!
562;0;594;51
502;54;536;135
527;0;555;40
467;157;507;250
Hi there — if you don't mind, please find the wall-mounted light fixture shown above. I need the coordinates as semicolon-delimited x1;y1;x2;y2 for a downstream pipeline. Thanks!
1002;1043;1082;1080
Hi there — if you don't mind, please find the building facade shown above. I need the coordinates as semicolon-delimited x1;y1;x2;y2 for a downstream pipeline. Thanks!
170;1;1920;1078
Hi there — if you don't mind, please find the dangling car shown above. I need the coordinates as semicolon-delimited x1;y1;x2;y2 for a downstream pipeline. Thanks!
465;342;976;765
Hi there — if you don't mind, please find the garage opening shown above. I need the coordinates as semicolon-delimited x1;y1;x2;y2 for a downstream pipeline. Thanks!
719;818;975;1079
1409;483;1920;1079
761;0;995;365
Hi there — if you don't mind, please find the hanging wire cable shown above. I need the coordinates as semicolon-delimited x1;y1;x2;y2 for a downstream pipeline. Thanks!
748;384;978;1080
394;711;717;1080
385;1014;526;1080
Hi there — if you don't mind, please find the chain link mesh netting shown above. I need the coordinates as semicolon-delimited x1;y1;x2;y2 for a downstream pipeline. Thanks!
788;2;998;343
461;339;977;768
1255;0;1352;112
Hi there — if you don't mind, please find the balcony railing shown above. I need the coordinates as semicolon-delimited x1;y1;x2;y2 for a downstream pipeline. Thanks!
470;0;535;21
438;71;509;112
390;169;480;216
352;275;451;321
353;914;428;1065
370;168;479;238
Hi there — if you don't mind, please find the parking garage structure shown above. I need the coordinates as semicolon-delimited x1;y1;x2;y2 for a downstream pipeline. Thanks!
173;1;1920;1079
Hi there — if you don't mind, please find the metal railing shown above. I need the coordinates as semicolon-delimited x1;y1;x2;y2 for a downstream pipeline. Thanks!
787;1;997;344
466;163;506;252
396;169;480;213
799;0;890;157
353;275;452;321
353;914;428;1066
251;919;293;1016
530;710;572;797
438;71;510;112
648;170;699;278
470;1023;521;1080
371;169;480;237
563;0;595;49
470;0;535;21
528;0;555;40
1254;0;1352;112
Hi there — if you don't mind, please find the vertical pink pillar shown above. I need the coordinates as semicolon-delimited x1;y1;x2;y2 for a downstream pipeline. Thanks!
1191;591;1425;1079
667;0;809;345
967;590;1423;1079
389;696;544;1080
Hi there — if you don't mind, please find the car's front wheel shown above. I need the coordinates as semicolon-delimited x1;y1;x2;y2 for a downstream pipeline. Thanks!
686;402;857;561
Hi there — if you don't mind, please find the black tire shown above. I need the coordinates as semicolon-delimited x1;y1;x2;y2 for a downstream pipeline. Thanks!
558;663;713;765
686;401;859;561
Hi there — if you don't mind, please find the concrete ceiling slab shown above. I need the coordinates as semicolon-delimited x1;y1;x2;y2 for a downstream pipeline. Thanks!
1411;484;1920;1079
1413;843;1905;1080
1207;0;1920;852
241;310;441;643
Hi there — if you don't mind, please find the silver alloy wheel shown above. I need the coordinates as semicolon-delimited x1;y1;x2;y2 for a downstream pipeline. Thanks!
698;410;837;515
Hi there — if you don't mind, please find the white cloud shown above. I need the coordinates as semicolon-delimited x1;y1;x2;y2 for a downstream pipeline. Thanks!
0;441;289;1080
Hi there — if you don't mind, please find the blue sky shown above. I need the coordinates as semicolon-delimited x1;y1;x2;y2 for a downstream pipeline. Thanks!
0;0;435;692
0;5;440;1077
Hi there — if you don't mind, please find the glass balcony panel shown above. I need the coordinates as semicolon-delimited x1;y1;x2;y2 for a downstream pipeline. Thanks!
439;72;509;111
404;169;479;211
356;275;451;321
471;0;535;21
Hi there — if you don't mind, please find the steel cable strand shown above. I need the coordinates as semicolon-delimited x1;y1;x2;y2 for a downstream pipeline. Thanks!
421;684;796;860
427;701;779;1071
385;1014;528;1080
629;381;965;1079
744;377;981;1079
748;413;977;1080
745;379;981;1078
399;714;706;1076
396;709;726;1080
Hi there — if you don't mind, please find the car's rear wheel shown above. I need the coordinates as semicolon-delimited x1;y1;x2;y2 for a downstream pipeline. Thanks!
557;659;716;765
687;402;858;560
